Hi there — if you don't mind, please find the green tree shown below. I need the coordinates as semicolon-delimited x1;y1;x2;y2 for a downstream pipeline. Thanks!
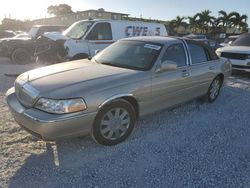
47;4;74;16
228;12;248;33
169;16;187;35
194;10;216;34
187;15;200;33
217;10;231;29
0;18;31;31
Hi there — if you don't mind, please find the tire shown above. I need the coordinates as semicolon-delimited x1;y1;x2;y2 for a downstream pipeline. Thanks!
92;99;136;146
205;76;222;103
11;48;31;64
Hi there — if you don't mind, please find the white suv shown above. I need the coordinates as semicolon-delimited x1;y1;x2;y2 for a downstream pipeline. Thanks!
216;33;250;72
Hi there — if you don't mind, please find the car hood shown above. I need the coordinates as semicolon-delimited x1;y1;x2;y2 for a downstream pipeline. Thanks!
17;59;141;98
42;32;68;41
218;46;250;54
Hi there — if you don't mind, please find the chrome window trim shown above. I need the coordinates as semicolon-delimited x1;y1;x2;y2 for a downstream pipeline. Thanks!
160;42;189;68
98;93;137;109
186;43;210;66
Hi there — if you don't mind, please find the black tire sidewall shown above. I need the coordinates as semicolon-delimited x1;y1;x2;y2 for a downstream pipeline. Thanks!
92;100;136;146
11;48;30;64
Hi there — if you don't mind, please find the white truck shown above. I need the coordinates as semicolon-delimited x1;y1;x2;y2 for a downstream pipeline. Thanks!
35;19;168;63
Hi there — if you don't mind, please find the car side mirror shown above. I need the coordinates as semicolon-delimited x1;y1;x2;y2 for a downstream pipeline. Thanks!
157;60;177;73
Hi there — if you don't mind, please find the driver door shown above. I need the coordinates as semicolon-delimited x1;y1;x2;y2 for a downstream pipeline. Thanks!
86;22;114;57
151;42;193;112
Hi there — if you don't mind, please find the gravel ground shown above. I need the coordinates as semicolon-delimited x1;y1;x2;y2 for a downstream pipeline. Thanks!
0;57;40;93
0;61;250;187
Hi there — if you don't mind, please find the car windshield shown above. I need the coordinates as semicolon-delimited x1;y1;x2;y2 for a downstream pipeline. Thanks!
28;27;38;38
93;40;162;71
63;21;93;39
231;34;250;46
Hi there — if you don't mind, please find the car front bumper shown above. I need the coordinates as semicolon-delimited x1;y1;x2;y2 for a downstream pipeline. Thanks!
229;59;250;72
6;88;97;140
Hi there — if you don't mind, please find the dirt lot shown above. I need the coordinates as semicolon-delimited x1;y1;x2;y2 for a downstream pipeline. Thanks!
0;58;250;187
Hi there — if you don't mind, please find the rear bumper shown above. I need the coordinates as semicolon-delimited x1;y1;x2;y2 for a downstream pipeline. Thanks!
6;88;97;140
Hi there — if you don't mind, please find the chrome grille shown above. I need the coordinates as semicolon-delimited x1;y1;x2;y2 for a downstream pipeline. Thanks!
221;52;247;60
15;81;39;107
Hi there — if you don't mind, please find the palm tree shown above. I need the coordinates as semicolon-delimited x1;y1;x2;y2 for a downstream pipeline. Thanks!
194;10;216;34
229;12;248;33
217;10;232;32
217;10;229;27
187;16;199;33
169;16;187;35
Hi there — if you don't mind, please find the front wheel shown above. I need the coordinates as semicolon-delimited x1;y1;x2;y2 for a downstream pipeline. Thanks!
11;48;31;64
205;76;222;103
92;100;136;146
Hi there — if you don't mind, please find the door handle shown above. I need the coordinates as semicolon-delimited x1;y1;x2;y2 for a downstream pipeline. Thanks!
182;70;190;77
209;65;216;70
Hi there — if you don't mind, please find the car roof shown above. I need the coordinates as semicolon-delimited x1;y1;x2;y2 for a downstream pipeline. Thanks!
120;36;207;45
120;36;180;45
120;36;218;60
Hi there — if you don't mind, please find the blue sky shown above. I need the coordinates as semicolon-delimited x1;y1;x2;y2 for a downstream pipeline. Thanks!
1;0;249;25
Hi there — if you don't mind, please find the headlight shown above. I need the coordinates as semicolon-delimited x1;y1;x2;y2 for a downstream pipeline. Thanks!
35;98;87;114
247;55;250;59
216;48;222;57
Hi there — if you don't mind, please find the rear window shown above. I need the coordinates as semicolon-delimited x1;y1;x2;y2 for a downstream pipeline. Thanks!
188;43;208;64
231;34;250;46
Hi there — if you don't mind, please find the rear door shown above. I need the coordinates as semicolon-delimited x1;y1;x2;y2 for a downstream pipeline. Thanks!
86;22;114;57
186;41;219;97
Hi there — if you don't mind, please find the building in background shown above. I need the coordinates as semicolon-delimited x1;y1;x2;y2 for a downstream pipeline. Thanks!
32;9;129;26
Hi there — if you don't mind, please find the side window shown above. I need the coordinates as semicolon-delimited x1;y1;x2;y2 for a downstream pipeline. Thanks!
86;23;112;40
188;43;208;64
162;43;187;67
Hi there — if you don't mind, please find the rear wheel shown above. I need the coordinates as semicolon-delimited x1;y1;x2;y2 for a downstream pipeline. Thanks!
11;48;31;64
92;100;136;146
205;76;222;103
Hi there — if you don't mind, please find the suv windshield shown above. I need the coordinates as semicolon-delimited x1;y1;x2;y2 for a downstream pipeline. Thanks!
28;27;39;38
63;21;93;39
231;34;250;46
93;40;162;71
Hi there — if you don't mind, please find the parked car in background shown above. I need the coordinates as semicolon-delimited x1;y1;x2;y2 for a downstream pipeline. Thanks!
0;25;66;64
185;34;219;50
6;36;231;145
216;33;250;72
35;19;168;64
185;34;210;45
220;35;240;47
13;33;29;38
0;30;16;39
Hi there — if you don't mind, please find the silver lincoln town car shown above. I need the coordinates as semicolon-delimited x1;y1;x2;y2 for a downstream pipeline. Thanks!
6;36;232;145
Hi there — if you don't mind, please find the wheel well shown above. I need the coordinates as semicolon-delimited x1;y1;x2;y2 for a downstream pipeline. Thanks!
217;73;224;84
120;96;139;119
71;53;89;60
